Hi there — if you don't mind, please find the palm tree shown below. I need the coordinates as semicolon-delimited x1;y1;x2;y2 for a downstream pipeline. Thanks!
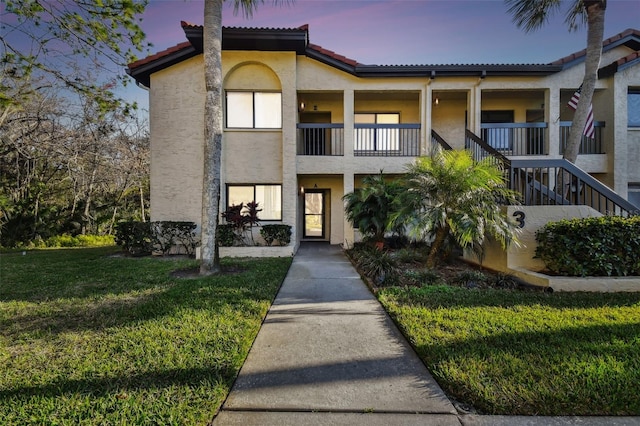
200;0;275;275
343;172;404;247
393;150;521;268
505;0;606;164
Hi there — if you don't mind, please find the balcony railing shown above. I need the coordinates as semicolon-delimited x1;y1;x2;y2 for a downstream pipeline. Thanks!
354;123;420;157
297;123;344;156
480;122;547;156
559;121;605;155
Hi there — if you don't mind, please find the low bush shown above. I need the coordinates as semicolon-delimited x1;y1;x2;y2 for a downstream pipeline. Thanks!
151;221;199;255
115;221;153;256
452;269;490;287
260;224;292;246
402;268;444;286
44;234;115;248
115;221;199;256
216;224;235;247
348;245;399;286
535;216;640;276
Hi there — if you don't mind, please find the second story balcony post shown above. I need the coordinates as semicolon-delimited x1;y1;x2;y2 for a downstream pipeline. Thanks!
547;88;561;157
343;89;354;158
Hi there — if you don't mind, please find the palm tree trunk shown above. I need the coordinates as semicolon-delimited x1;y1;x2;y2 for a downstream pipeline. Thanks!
200;0;224;275
563;1;605;164
426;224;449;268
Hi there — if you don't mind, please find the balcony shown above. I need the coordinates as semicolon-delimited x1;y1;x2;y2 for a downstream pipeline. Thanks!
559;121;605;155
354;123;420;157
297;123;421;157
297;123;344;156
480;122;547;156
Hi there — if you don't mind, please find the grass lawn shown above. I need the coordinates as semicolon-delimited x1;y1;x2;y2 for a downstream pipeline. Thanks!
378;285;640;416
0;247;291;425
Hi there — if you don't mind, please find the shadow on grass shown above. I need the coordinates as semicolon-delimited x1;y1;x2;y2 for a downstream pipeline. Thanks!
0;365;238;400
383;285;640;310
408;316;640;415
1;249;290;340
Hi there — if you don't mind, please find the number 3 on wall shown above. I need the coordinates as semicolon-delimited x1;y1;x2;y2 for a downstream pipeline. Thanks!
513;211;525;228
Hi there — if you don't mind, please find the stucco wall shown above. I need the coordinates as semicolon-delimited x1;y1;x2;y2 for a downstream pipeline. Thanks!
149;56;205;224
465;205;601;273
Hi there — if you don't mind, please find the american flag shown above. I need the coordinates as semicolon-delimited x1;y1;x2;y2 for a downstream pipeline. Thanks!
567;84;595;139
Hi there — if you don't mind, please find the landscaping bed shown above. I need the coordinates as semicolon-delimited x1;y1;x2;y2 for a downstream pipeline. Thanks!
346;243;640;415
0;247;291;424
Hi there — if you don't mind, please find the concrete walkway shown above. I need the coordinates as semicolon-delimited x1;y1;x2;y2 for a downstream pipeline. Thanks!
213;243;639;426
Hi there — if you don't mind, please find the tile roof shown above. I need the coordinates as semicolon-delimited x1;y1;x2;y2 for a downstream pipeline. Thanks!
552;28;640;66
127;24;640;87
307;43;359;67
128;41;193;70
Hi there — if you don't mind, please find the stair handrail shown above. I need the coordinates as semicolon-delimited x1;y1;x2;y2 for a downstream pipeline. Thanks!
430;129;453;151
465;129;511;170
510;158;639;217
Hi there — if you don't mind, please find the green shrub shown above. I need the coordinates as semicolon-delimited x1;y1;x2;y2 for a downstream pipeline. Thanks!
115;221;153;256
260;224;292;246
151;221;199;255
45;234;115;248
535;216;640;276
392;248;425;264
350;246;399;286
402;268;444;286
452;270;489;287
216;224;235;247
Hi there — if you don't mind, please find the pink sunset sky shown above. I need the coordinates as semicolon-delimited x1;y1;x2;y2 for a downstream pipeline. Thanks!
126;0;639;109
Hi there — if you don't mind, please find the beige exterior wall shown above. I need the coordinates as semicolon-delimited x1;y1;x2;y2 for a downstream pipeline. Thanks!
465;205;601;273
146;36;639;257
149;56;205;225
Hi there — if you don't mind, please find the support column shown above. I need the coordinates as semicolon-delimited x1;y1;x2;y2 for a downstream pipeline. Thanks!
344;89;354;158
424;84;431;155
547;88;561;157
470;84;482;135
343;172;355;248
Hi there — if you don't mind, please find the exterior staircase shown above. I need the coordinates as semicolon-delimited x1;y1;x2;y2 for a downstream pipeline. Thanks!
459;129;638;217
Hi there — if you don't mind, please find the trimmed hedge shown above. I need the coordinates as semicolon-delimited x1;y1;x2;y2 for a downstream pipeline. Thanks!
260;224;292;246
115;221;199;256
535;216;640;277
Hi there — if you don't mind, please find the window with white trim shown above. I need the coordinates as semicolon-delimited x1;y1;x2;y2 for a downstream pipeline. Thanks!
227;184;282;220
226;91;282;129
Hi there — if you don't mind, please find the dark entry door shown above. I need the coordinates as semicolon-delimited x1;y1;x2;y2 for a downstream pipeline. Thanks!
304;191;324;238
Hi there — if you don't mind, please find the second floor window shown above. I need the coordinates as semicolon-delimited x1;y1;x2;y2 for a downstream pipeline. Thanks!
226;91;282;129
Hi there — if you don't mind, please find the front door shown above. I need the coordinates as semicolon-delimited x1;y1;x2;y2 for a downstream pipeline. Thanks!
304;191;325;238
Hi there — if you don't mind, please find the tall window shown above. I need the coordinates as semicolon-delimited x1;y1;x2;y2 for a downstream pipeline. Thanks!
354;113;399;151
226;92;282;129
227;184;282;220
629;89;640;127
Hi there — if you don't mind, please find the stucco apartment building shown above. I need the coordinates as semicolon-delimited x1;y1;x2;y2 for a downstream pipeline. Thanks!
127;23;640;254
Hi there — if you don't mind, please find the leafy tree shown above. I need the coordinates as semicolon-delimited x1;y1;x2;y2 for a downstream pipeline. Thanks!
1;0;149;113
393;150;521;268
505;0;606;164
343;172;404;245
200;0;285;275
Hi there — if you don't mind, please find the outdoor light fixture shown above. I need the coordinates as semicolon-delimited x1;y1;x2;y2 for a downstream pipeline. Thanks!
434;97;439;105
299;101;305;112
